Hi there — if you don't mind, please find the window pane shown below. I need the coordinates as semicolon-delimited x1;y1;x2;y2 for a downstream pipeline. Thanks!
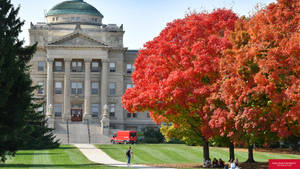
55;61;62;66
55;82;62;88
109;63;115;67
91;104;99;113
77;82;82;88
109;62;116;72
72;82;76;88
38;82;44;94
38;62;45;71
126;83;133;89
109;83;115;89
77;88;83;94
92;62;99;67
55;104;62;117
91;82;98;95
91;62;99;72
55;82;62;94
127;64;132;73
92;82;98;89
109;104;115;113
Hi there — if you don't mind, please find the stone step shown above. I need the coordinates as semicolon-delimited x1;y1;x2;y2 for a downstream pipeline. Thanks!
52;119;110;144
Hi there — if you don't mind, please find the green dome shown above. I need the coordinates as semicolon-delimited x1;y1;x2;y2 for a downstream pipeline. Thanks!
47;0;103;17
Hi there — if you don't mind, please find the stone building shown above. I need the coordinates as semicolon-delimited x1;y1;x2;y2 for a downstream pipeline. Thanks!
29;0;155;143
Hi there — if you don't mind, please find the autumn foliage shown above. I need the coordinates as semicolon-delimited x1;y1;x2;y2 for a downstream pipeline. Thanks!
122;0;300;150
122;9;238;140
209;0;300;146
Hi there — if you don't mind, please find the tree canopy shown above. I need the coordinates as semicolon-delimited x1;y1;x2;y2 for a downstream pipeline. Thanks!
122;0;299;162
0;0;58;162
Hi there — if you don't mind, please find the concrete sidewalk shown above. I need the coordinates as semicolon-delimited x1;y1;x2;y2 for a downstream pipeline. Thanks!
74;144;174;169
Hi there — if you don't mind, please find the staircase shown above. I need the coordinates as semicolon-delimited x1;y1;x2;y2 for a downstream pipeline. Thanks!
53;119;110;144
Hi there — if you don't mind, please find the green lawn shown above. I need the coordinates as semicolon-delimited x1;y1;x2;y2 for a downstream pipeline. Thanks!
0;145;119;169
96;144;300;164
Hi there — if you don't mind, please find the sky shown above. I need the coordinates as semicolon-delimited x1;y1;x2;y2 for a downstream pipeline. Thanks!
11;0;276;49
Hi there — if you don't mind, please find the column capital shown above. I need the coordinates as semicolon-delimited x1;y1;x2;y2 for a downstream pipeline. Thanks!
101;58;109;63
64;58;72;62
47;58;54;62
84;58;92;63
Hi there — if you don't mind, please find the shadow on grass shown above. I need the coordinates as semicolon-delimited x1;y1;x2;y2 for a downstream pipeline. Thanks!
97;147;121;150
0;163;104;168
16;153;60;155
56;147;77;150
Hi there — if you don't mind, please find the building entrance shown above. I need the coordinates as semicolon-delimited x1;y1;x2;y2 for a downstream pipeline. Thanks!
71;109;82;121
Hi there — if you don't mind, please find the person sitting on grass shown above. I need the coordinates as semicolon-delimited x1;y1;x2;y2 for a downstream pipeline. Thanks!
203;158;212;168
229;159;240;169
212;158;219;168
218;158;225;168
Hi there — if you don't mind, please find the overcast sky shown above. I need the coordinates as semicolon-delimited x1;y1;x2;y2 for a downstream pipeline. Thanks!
11;0;276;49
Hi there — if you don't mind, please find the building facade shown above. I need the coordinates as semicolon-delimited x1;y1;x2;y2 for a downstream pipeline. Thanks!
29;0;155;136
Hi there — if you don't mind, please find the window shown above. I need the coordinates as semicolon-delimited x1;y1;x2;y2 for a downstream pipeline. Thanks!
109;62;116;72
37;105;44;114
55;82;62;94
76;17;80;21
109;104;115;118
54;61;63;72
126;83;133;89
126;64;134;74
127;112;137;118
91;104;99;117
37;82;44;94
72;61;83;72
91;82;99;95
91;61;99;72
109;82;116;96
55;104;62;117
72;17;75;22
38;61;45;72
147;112;150;118
71;82;83;95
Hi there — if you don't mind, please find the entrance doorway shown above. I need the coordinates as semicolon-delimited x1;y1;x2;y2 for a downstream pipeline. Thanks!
71;109;82;121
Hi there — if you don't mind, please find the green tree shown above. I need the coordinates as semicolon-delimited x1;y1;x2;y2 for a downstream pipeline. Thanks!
0;0;58;162
17;101;59;149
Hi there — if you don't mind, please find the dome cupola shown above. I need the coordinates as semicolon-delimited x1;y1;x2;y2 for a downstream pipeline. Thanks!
46;0;103;25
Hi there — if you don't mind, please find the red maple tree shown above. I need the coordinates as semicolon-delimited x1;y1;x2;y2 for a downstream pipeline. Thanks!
209;0;300;162
122;9;238;160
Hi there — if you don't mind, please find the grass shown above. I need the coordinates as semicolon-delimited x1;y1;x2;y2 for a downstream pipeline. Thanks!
0;145;119;169
96;144;300;165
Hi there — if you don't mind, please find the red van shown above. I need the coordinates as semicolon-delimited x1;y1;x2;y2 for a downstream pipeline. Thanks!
110;131;137;144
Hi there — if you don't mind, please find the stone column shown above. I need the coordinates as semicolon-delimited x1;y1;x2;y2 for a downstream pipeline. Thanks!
46;58;54;117
84;58;92;120
101;59;109;116
63;58;71;120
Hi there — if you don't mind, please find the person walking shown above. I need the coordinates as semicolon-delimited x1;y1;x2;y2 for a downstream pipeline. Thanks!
126;146;133;165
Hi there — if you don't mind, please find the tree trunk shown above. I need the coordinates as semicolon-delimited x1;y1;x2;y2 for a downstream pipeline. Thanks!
229;142;235;162
245;144;256;163
202;136;210;161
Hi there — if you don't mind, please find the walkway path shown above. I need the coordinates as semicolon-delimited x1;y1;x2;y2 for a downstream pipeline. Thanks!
74;144;174;169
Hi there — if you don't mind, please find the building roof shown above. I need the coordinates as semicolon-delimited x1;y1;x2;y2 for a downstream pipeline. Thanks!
47;0;103;17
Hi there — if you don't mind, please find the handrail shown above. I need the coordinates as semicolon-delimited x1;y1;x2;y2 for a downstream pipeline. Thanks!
67;119;70;144
87;119;91;144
